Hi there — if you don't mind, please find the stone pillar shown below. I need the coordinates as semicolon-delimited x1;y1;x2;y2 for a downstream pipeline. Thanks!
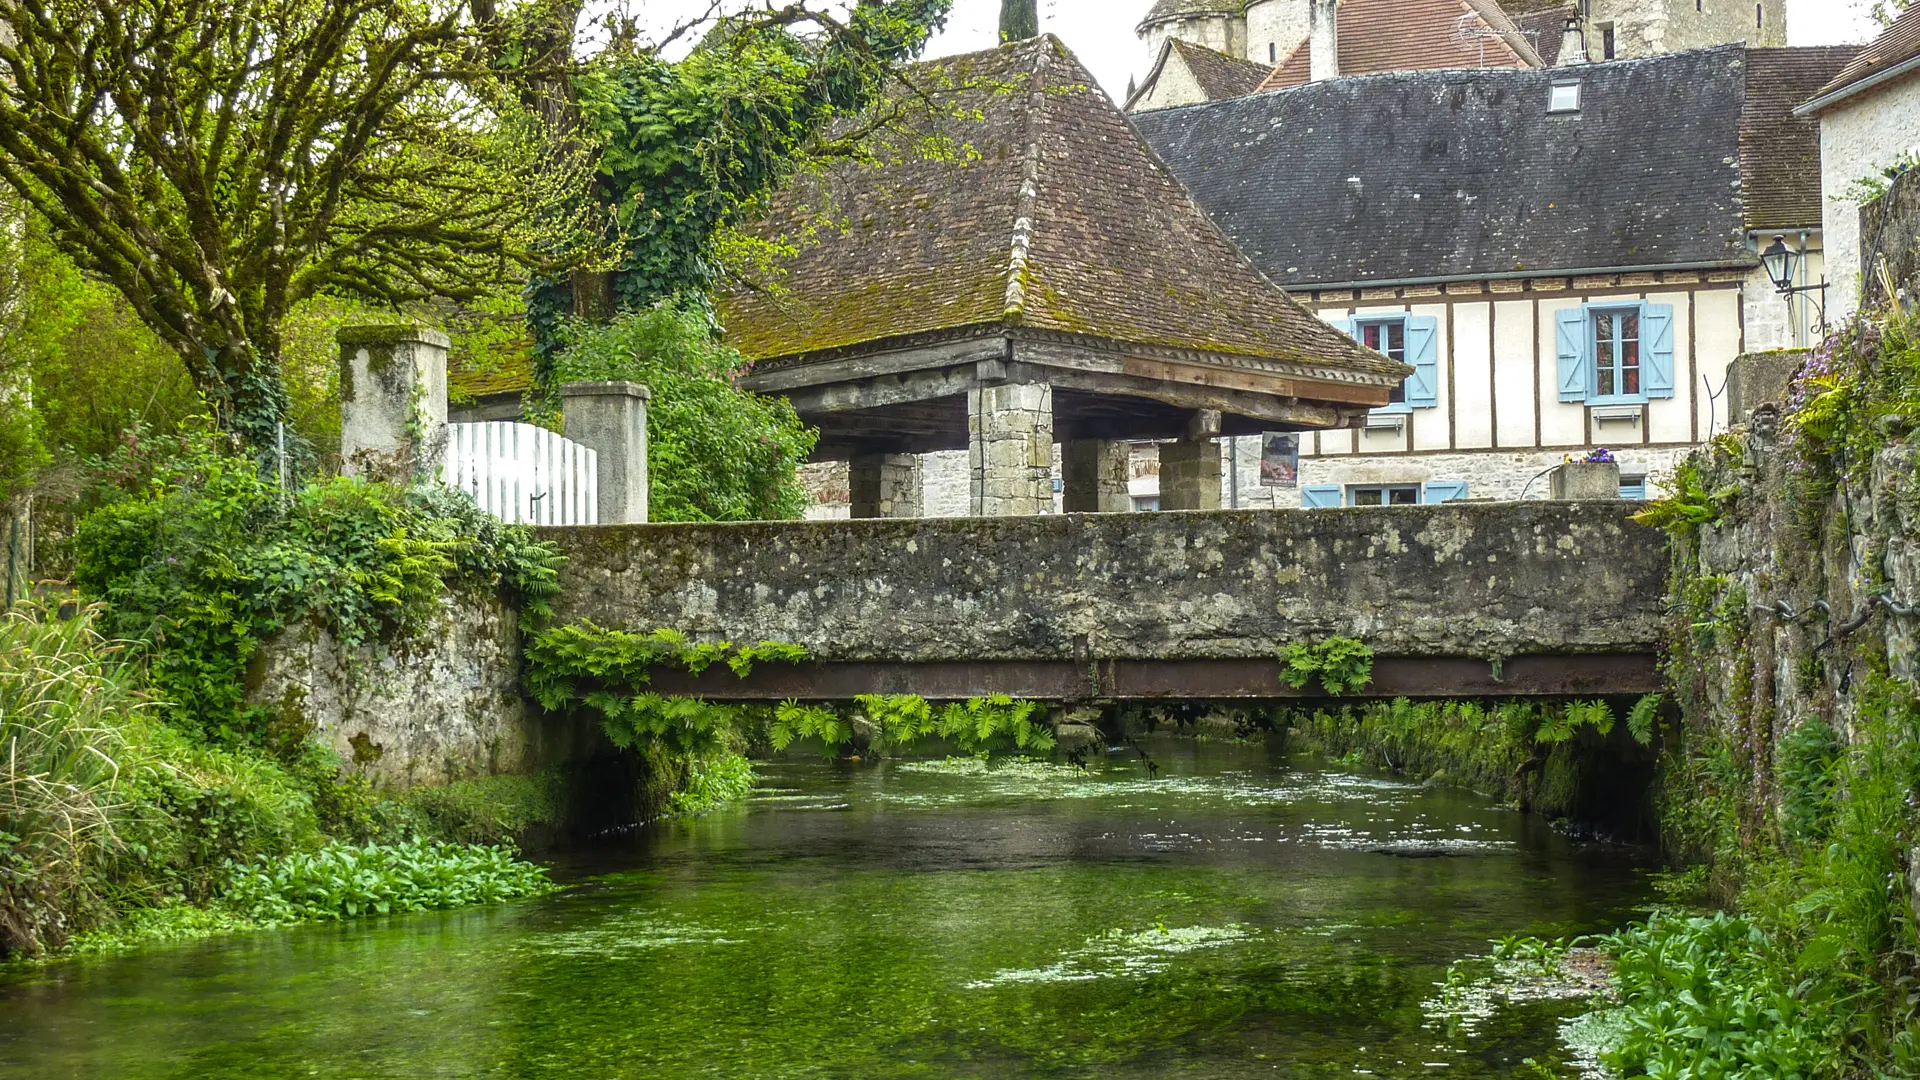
849;453;923;519
338;325;449;484
561;381;651;524
1061;439;1131;513
1160;411;1223;511
1549;461;1622;500
968;383;1054;516
1160;440;1223;510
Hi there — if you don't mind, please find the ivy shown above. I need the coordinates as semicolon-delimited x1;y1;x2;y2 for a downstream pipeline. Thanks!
1279;637;1375;696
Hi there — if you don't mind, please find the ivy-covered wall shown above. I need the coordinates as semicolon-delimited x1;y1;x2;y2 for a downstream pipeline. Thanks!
1662;417;1918;873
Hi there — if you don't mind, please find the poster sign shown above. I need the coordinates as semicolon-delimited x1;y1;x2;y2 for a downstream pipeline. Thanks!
1260;434;1299;488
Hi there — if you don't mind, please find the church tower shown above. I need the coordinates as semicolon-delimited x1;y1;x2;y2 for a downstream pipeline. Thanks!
1135;1;1249;68
1570;0;1788;61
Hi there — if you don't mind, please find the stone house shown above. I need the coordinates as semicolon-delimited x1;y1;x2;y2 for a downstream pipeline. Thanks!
1132;44;1850;507
1797;7;1920;321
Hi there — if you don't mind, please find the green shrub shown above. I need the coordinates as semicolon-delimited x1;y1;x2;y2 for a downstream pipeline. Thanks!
549;304;818;522
222;840;556;924
407;771;565;846
74;422;561;744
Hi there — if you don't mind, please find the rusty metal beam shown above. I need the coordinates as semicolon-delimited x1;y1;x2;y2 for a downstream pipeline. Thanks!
638;654;1662;702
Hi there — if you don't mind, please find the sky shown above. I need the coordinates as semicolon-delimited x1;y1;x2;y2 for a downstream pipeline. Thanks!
914;0;1886;101
629;0;1892;103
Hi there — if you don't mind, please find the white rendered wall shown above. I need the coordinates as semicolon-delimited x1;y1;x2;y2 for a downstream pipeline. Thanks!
1820;79;1920;321
1132;51;1210;111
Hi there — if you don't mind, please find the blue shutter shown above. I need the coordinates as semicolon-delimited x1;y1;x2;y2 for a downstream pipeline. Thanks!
1641;303;1675;399
1329;317;1356;340
1556;308;1590;403
1423;480;1469;504
1302;485;1342;508
1405;315;1440;408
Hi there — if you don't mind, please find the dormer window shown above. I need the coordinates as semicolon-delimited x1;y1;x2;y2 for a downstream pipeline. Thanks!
1549;83;1581;113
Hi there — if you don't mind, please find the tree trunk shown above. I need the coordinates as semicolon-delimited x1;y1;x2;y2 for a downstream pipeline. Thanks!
1000;0;1038;41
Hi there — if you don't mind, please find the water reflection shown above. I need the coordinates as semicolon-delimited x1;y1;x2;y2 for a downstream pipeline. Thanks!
0;738;1652;1078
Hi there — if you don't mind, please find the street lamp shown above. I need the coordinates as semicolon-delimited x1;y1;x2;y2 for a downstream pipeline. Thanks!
1760;234;1828;336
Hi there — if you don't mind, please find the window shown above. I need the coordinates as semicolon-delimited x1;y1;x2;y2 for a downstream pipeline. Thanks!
1593;308;1641;398
1549;83;1581;113
1360;319;1407;404
1329;314;1441;411
1302;481;1470;508
1132;496;1160;512
1350;484;1420;506
1555;302;1676;404
1620;475;1648;500
1601;24;1616;59
1269;41;1277;63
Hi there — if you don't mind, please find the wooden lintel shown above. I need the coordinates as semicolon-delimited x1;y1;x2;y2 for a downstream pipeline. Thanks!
743;337;1008;394
1014;339;1391;409
782;368;975;415
1008;362;1348;430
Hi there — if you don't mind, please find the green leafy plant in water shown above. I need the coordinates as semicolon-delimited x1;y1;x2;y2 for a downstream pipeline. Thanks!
222;840;555;924
1279;637;1374;695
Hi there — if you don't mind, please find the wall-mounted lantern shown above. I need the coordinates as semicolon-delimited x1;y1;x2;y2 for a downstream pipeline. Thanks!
1761;234;1828;336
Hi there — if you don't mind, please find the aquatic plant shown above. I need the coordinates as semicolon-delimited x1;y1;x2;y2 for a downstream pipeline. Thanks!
222;840;555;924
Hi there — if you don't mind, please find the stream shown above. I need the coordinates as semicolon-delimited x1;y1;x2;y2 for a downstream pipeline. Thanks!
0;738;1654;1078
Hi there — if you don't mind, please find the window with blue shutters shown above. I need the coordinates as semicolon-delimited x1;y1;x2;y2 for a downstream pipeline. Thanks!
1422;480;1469;504
1332;314;1440;411
1554;302;1676;404
1301;485;1342;508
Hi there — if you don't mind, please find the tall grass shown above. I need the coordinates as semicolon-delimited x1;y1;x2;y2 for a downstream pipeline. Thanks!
0;604;140;952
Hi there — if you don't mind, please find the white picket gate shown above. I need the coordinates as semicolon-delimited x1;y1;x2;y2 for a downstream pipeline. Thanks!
445;422;598;525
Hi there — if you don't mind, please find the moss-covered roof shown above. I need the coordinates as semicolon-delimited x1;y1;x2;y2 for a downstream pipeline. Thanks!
719;36;1401;382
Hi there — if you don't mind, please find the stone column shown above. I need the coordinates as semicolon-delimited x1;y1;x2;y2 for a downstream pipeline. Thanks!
1160;411;1223;511
338;325;449;484
968;383;1054;516
849;453;923;519
1060;439;1132;513
561;381;651;524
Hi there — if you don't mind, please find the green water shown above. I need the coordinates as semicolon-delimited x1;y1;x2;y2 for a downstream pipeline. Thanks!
0;740;1652;1078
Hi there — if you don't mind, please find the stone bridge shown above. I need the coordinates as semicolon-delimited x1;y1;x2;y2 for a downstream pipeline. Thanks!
539;503;1669;701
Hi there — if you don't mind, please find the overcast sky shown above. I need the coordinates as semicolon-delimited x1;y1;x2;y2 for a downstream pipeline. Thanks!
631;1;1886;102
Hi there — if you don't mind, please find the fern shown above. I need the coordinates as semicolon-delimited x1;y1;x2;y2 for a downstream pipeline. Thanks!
1278;637;1375;695
1627;694;1664;746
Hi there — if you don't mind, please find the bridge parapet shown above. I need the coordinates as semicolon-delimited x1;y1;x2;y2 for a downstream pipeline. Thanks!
540;504;1667;699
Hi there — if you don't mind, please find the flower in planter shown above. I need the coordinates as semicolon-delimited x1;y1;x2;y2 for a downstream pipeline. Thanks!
1583;448;1616;464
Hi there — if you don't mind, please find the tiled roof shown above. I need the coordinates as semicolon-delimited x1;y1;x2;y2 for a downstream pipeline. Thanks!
1171;38;1272;100
1806;6;1920;110
1510;3;1578;67
448;356;533;401
1258;0;1540;91
1136;47;1754;287
1742;47;1859;230
1138;0;1244;30
719;36;1400;377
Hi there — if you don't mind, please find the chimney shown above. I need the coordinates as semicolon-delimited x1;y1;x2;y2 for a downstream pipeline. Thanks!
1309;0;1338;82
1559;16;1589;65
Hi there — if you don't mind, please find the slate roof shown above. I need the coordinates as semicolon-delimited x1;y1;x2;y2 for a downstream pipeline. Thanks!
1170;39;1273;99
1742;47;1859;230
1258;0;1542;91
1510;2;1577;67
1134;46;1755;288
1804;6;1920;112
719;36;1400;379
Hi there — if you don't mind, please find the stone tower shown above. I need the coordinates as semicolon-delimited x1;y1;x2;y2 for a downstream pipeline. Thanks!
1136;1;1249;68
1550;0;1788;61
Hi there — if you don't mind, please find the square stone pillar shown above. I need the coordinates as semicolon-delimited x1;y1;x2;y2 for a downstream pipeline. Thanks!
1160;440;1223;511
338;325;449;484
1060;439;1132;513
968;383;1054;516
849;453;923;518
561;381;651;524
